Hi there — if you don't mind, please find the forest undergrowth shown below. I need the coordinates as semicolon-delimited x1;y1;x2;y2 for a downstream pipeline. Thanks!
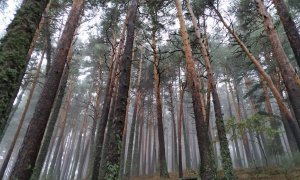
131;167;300;180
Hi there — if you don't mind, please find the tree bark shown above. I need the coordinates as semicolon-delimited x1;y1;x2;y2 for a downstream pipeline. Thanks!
225;80;243;168
227;77;252;167
31;46;73;180
152;31;169;178
187;1;235;178
0;0;50;139
91;14;127;180
167;82;178;171
272;0;300;68
213;6;300;151
132;97;145;176
178;83;186;178
174;0;216;178
0;45;46;178
9;0;84;178
124;46;144;179
256;0;300;126
100;0;139;178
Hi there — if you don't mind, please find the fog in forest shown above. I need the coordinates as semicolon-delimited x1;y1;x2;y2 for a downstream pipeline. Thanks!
0;0;300;179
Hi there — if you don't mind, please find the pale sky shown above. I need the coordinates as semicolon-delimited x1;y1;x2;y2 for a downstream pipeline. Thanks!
0;0;22;37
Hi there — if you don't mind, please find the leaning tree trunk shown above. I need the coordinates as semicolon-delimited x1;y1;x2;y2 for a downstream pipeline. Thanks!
272;0;300;68
0;0;50;139
213;6;300;151
174;0;216;178
0;45;46;178
186;1;235;178
99;0;139;179
31;46;73;180
9;0;84;179
256;0;300;127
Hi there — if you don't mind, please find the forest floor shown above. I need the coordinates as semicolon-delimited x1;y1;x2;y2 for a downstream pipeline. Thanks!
131;167;300;179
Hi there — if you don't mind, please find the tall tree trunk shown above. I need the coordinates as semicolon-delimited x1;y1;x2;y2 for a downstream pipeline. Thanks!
182;105;192;169
152;32;169;178
124;47;143;179
228;77;251;167
245;77;268;163
0;45;45;178
91;15;127;180
272;0;300;68
31;46;73;180
9;0;84;178
100;0;139;178
174;0;216;178
167;82;178;171
225;80;243;168
44;77;73;179
256;0;300;126
71;116;88;179
258;76;285;155
187;1;234;178
178;83;186;178
132;97;145;176
119;45;135;178
45;13;52;77
213;6;300;151
77;135;90;179
0;0;50;139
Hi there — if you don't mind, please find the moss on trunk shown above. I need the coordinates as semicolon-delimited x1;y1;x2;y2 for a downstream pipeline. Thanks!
0;0;49;137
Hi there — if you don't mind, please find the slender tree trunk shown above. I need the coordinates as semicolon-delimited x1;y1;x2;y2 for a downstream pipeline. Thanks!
272;0;300;68
91;58;115;180
0;45;45;178
245;77;268;164
91;15;127;180
9;0;84;178
44;78;73;179
31;46;73;180
0;0;50;139
187;1;234;178
167;82;178;171
77;136;90;179
213;6;300;151
256;0;300;126
225;80;242;168
152;32;169;178
174;0;216;178
258;77;285;155
100;0;139;179
182;105;192;169
45;13;52;77
178;83;186;178
119;44;135;178
7;81;28;123
132;97;145;176
143;109;150;174
228;77;251;167
98;81;119;179
124;47;143;179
